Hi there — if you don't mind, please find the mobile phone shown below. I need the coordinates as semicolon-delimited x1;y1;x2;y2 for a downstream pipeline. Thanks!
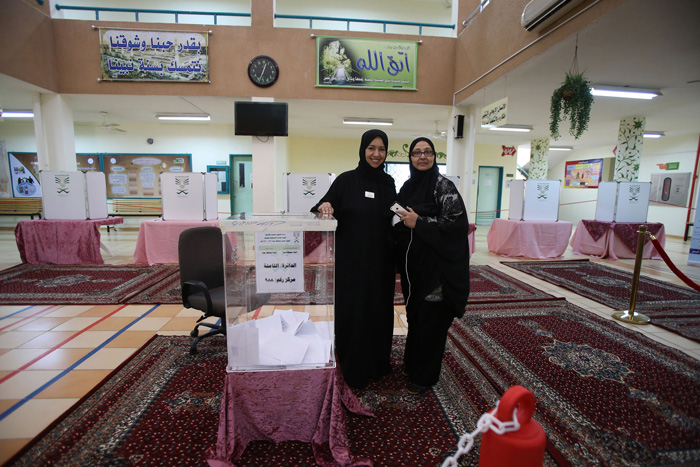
390;202;406;214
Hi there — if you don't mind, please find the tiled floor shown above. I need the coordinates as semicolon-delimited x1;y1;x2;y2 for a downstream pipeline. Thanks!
0;223;699;463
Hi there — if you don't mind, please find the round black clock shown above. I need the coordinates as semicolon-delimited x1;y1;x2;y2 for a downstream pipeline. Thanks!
248;55;279;87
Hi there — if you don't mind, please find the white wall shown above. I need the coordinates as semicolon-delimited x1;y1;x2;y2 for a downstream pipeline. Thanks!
550;134;699;237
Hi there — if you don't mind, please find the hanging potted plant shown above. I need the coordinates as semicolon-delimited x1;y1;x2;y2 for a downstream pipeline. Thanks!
550;70;594;140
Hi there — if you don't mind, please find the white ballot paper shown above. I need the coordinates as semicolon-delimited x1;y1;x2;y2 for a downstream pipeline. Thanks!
228;309;333;368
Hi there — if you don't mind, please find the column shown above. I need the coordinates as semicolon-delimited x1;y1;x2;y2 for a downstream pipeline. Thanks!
34;93;77;171
613;116;645;182
446;105;476;204
529;138;549;179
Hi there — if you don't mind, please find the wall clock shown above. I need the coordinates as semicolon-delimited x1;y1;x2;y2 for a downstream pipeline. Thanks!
248;55;279;87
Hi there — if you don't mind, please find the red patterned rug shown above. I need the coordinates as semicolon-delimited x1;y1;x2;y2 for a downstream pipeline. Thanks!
449;299;700;466
8;335;560;466
128;265;555;307
0;264;178;305
502;260;700;342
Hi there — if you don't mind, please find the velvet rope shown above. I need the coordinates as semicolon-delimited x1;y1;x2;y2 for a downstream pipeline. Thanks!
650;236;700;292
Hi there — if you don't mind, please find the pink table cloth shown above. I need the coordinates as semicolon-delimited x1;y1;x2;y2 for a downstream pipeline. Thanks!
133;219;221;264
14;217;124;264
487;218;573;259
570;220;665;260
206;366;373;467
468;223;476;256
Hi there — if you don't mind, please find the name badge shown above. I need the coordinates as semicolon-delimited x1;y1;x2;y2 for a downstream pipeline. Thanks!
365;191;375;199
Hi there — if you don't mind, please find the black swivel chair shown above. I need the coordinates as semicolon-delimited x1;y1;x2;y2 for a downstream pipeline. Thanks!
178;226;226;354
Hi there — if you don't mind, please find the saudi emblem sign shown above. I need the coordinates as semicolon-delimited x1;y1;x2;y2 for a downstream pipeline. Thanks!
316;36;417;90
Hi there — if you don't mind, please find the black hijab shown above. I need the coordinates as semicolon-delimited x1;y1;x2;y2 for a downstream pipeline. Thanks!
397;137;440;215
356;129;394;187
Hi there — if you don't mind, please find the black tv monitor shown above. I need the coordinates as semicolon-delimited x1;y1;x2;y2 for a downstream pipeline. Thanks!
234;102;288;137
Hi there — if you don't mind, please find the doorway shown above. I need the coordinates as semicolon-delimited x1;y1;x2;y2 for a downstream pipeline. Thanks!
229;154;253;214
475;166;503;226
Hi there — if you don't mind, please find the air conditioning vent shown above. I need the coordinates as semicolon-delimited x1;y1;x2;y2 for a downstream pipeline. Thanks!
521;0;586;31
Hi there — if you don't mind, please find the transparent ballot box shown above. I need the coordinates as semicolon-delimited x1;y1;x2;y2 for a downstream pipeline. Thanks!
220;213;337;372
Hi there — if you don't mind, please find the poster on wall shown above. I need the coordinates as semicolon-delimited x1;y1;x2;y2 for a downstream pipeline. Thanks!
564;159;603;188
99;28;209;82
77;154;101;172
8;152;41;198
101;154;191;198
316;36;417;90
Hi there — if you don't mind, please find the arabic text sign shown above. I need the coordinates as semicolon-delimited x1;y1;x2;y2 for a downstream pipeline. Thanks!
255;231;305;294
100;29;209;82
316;36;417;90
481;98;508;127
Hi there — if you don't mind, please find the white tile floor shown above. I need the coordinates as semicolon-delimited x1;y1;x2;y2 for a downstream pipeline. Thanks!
0;224;698;463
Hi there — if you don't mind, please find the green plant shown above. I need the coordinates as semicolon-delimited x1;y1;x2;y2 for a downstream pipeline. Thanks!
550;71;594;140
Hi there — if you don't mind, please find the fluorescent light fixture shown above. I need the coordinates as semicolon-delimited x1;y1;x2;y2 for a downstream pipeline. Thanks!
549;146;573;151
342;118;393;126
1;110;34;118
643;131;665;139
156;113;210;121
488;124;533;132
590;85;661;100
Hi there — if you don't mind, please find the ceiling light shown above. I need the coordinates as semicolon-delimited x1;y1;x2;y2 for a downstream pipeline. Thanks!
342;118;393;126
488;124;532;132
156;113;210;121
549;146;573;151
1;110;34;118
643;131;665;139
590;85;661;100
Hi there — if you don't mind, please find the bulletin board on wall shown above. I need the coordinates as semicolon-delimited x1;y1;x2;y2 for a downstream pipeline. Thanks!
76;154;101;172
564;159;603;188
101;154;191;198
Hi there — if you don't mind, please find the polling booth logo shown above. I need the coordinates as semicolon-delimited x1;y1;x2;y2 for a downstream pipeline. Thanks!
302;177;317;196
175;176;190;196
536;183;550;200
54;175;71;195
628;184;641;202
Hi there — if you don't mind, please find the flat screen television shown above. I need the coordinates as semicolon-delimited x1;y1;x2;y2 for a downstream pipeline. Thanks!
234;102;288;137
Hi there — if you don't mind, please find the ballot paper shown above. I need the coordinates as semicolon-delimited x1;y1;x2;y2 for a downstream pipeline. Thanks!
227;310;333;369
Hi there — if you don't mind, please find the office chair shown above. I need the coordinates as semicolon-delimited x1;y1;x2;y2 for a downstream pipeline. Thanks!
178;226;226;354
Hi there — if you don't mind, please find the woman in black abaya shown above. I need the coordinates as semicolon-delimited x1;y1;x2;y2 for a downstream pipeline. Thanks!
312;129;396;389
393;137;470;394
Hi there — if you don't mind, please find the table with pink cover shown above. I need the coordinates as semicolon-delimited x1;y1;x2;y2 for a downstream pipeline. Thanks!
486;218;573;259
14;217;124;264
133;219;221;264
570;219;665;260
468;223;476;256
206;366;373;467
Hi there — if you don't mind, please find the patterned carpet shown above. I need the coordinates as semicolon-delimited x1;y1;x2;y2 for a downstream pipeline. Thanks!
0;263;178;304
502;259;700;342
449;299;700;466
7;335;560;466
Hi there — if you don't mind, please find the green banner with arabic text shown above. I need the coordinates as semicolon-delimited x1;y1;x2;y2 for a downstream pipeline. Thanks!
316;36;416;90
99;28;209;82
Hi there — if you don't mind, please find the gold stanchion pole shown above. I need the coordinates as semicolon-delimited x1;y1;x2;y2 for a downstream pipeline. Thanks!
613;225;651;324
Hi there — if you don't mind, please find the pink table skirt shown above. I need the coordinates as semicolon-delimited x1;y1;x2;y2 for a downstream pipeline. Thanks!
468;224;476;257
570;220;665;260
487;218;573;259
133;219;221;264
15;217;124;264
206;366;373;467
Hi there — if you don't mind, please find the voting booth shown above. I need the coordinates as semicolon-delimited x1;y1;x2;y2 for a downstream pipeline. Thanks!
220;212;337;372
508;179;561;221
161;172;218;221
595;181;651;222
284;173;335;213
40;171;108;220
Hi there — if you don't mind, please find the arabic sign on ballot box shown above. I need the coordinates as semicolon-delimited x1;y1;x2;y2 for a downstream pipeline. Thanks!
99;28;209;82
316;36;417;90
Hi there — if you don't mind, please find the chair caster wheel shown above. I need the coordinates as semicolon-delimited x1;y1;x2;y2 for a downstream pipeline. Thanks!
190;329;199;337
190;345;198;355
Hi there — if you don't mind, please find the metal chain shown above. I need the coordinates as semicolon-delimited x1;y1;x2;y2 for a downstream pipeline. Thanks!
441;403;521;467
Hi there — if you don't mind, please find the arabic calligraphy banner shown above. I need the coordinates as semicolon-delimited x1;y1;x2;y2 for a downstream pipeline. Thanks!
316;36;417;90
99;28;209;82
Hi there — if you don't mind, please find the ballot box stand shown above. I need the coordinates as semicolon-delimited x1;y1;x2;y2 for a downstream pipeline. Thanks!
220;213;337;372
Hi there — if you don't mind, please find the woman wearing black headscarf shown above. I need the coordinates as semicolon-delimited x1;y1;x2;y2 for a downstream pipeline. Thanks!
312;129;397;389
393;137;470;394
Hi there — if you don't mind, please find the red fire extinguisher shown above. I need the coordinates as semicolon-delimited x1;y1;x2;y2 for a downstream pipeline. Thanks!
478;385;546;467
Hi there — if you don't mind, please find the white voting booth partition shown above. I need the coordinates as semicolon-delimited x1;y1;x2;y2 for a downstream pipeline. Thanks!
161;172;218;221
284;173;335;213
595;181;651;222
508;180;561;221
40;171;108;220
